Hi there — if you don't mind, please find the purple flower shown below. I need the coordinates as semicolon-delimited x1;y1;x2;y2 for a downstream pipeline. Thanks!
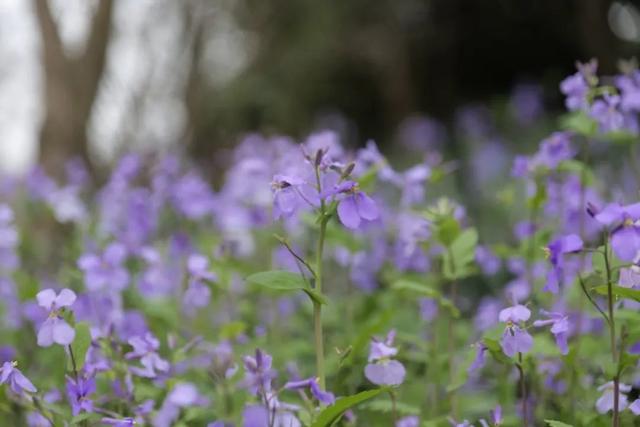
125;333;170;378
364;330;406;386
183;254;216;310
498;303;531;323
592;202;640;261
596;381;630;414
271;175;318;219
560;60;596;111
242;349;277;395
616;71;640;113
500;325;533;358
331;181;379;229
284;377;335;405
590;94;626;133
171;172;215;220
475;246;501;276
77;243;129;292
0;361;37;394
66;374;96;416
396;415;420;427
533;310;570;354
36;288;76;347
511;156;530;178
544;234;583;293
490;405;502;425
154;382;209;427
101;417;135;426
468;343;487;374
535;132;575;169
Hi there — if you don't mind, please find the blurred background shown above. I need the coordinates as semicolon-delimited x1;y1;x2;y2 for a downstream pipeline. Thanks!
1;0;639;178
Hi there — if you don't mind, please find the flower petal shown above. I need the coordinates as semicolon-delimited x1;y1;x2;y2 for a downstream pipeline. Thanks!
337;196;361;229
55;289;76;308
52;320;75;346
36;289;57;311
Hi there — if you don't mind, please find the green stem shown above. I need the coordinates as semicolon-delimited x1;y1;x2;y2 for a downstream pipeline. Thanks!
603;240;620;427
313;161;328;390
67;345;79;380
314;217;328;390
517;352;528;427
389;390;398;424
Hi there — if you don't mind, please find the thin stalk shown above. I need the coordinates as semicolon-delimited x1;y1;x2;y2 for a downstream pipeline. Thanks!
444;246;459;417
314;217;328;390
313;162;328;390
577;275;610;325
67;345;79;380
517;352;528;427
603;240;620;427
389;390;398;424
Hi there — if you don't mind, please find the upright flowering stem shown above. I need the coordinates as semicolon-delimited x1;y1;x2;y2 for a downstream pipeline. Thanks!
603;239;620;427
445;246;459;417
314;163;327;390
517;352;528;427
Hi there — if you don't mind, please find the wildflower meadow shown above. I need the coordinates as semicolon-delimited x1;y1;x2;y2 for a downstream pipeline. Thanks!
3;59;640;427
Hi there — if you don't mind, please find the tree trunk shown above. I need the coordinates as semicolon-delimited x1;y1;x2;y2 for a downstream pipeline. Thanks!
34;0;114;179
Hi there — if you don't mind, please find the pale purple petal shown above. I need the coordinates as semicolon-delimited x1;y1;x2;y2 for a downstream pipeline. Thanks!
13;370;37;393
559;234;583;253
611;226;640;262
364;360;406;386
355;193;379;221
104;243;127;265
37;319;55;347
337;197;361;229
36;289;57;311
77;254;100;271
52;320;75;346
594;204;624;227
55;289;76;308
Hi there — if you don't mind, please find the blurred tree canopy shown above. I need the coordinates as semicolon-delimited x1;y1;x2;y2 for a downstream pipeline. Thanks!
32;0;635;178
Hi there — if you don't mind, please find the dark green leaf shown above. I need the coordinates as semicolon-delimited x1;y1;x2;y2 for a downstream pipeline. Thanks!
545;420;573;427
246;270;308;291
442;228;478;280
593;285;640;302
311;388;387;427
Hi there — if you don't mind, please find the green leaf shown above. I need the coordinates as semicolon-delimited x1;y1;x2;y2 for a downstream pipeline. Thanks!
70;322;92;371
557;160;596;185
442;228;478;280
311;388;387;427
434;216;461;247
246;270;328;305
246;270;308;291
545;420;573;427
527;181;547;211
304;288;330;305
483;337;513;365
70;412;101;424
593;285;640;302
559;111;597;137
